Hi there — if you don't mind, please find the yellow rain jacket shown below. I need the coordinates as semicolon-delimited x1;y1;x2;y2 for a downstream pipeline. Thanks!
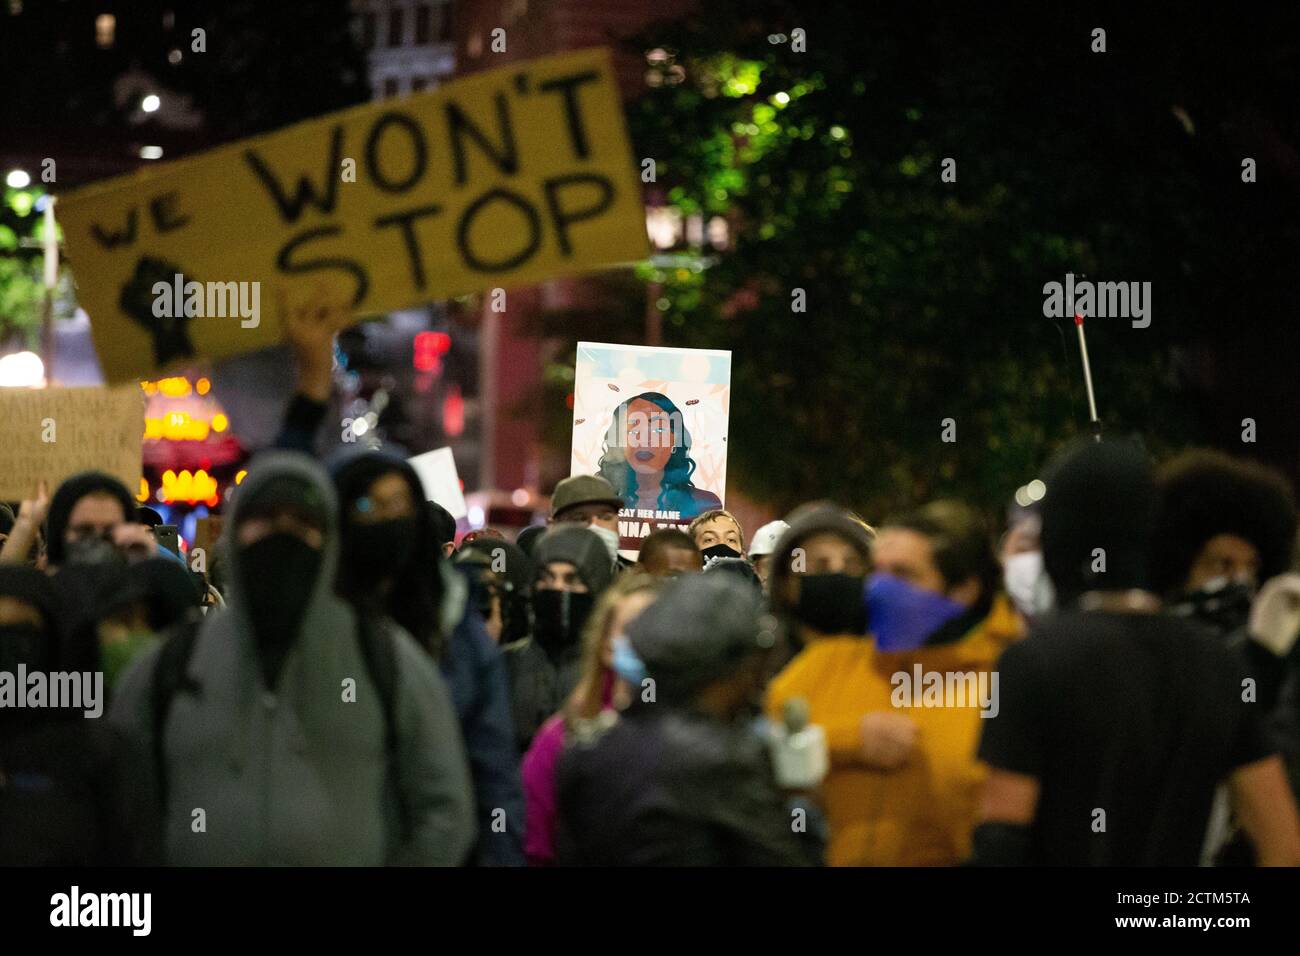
766;595;1022;866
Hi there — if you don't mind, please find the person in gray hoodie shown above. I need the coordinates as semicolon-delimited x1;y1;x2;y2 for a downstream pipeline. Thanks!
110;451;476;866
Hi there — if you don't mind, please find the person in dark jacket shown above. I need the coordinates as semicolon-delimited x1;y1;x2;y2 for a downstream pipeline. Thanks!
332;449;525;866
1154;449;1299;707
504;525;613;753
0;566;160;865
332;450;447;656
556;573;821;866
440;601;527;866
1151;449;1300;863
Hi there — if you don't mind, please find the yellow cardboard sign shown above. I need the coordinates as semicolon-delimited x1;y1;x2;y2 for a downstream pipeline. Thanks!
0;386;144;500
58;48;649;383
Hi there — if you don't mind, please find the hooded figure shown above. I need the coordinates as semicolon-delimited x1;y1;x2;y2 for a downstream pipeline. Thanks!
555;575;819;866
110;451;475;866
90;557;201;690
45;471;138;568
504;526;612;752
332;450;447;658
336;450;525;866
0;566;160;865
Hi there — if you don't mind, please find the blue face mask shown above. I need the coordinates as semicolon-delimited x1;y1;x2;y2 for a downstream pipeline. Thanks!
610;634;647;686
866;573;967;651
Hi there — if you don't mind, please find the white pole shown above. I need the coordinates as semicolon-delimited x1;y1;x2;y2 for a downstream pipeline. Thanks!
1074;313;1101;438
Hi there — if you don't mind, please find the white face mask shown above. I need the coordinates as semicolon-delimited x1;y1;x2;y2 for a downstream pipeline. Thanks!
1004;550;1055;617
589;523;621;563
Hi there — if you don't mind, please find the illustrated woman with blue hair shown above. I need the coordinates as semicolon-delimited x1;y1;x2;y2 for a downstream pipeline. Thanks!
597;392;722;519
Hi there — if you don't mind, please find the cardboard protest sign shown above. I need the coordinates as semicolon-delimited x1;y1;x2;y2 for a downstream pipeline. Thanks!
58;48;649;384
0;386;144;499
408;447;468;519
570;342;731;558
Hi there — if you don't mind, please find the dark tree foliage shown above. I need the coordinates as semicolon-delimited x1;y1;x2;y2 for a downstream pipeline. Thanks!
577;1;1300;518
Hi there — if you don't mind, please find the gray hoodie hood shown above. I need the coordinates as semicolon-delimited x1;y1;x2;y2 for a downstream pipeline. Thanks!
221;450;341;634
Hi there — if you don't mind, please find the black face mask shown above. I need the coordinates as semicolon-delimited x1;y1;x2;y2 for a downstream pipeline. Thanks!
701;543;743;566
344;517;418;586
531;589;595;657
793;573;868;635
1171;579;1254;635
238;533;322;682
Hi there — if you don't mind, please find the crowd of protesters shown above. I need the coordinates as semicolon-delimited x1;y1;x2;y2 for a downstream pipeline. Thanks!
4;326;1300;866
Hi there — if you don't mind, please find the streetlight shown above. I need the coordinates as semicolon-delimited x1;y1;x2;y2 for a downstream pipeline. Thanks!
5;168;30;188
142;94;161;113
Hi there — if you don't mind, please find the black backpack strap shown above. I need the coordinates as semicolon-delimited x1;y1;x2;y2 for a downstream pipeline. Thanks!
355;611;408;839
150;619;202;811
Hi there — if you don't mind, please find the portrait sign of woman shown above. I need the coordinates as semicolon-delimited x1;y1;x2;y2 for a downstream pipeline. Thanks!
597;391;722;519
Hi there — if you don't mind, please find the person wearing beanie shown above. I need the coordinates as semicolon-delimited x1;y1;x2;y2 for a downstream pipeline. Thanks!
504;525;613;753
766;500;1021;866
974;438;1300;866
516;524;546;559
555;574;819;866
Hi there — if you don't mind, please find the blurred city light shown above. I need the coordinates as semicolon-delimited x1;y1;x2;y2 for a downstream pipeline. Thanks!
0;351;44;387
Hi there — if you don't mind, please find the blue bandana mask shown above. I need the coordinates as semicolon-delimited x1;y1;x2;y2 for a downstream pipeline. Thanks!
866;573;967;651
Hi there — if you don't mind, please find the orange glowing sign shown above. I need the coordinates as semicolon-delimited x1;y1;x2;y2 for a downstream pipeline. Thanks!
159;469;220;506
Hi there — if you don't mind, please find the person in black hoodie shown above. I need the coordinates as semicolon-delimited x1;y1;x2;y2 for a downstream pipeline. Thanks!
0;566;159;865
332;449;526;866
504;525;613;753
